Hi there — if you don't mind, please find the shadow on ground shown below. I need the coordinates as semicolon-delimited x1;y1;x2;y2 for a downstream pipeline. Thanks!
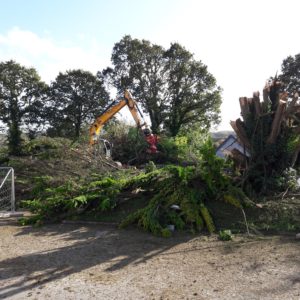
0;220;299;299
0;221;193;299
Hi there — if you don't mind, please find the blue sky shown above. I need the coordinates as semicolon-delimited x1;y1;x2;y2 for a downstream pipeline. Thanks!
1;0;300;130
1;1;176;44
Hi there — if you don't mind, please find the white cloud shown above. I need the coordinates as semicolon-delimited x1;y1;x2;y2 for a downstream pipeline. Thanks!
1;0;300;133
146;0;300;130
0;27;110;83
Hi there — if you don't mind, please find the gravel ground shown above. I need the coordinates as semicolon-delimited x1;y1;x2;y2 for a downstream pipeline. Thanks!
0;219;299;300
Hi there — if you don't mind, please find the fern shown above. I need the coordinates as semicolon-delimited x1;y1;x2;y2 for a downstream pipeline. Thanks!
22;139;250;234
200;204;215;233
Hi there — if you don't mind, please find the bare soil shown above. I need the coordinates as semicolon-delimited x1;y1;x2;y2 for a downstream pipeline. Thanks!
0;219;299;300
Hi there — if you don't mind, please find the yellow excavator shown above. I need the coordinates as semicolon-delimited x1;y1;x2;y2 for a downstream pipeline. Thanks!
89;90;159;156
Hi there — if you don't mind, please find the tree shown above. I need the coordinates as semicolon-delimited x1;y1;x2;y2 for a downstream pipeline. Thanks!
48;70;110;138
103;35;167;133
163;43;221;136
103;35;221;136
0;60;47;155
279;53;300;95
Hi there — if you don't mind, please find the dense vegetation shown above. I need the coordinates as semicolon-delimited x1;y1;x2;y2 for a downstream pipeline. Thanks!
0;41;300;237
0;36;222;154
20;138;253;236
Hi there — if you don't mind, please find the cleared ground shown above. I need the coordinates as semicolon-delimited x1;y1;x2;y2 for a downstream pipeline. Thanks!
0;219;299;300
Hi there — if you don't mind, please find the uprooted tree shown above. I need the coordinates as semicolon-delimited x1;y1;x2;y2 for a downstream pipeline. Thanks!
230;79;300;195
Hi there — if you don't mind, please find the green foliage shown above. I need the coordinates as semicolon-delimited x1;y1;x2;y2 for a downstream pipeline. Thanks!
70;195;88;208
200;204;215;233
144;161;157;173
164;211;185;230
0;146;9;165
47;69;110;138
161;228;172;238
251;199;300;232
102;121;148;163
279;168;299;192
21;138;249;236
22;137;69;159
24;137;59;152
279;53;300;95
157;130;210;164
104;35;221;135
0;60;47;154
31;176;53;198
19;215;44;226
241;93;300;194
219;229;233;241
156;135;180;162
120;139;249;236
21;176;124;224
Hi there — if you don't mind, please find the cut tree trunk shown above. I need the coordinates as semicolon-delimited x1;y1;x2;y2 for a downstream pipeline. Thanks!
267;100;287;144
230;119;251;149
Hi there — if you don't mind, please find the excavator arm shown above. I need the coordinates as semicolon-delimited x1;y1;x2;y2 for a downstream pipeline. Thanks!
89;90;152;142
89;98;127;145
89;90;159;154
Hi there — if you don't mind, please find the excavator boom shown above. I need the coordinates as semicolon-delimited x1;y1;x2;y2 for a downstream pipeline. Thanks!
89;90;158;154
89;99;127;145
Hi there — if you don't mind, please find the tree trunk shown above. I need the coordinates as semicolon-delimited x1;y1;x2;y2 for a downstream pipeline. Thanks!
8;120;22;155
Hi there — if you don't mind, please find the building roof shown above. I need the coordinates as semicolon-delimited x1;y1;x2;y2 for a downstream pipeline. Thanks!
216;134;250;158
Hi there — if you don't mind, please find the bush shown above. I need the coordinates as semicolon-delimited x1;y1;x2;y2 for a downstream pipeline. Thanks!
219;229;233;241
100;121;148;163
22;136;70;159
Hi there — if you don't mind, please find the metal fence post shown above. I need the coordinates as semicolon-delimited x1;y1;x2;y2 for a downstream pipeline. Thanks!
0;167;16;212
11;168;15;212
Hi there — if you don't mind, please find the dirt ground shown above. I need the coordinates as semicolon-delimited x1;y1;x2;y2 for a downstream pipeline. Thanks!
0;219;299;300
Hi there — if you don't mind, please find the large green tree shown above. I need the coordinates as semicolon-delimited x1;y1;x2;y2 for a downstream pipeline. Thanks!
103;35;167;133
279;53;300;95
48;70;110;138
103;35;221;136
164;43;221;136
0;60;47;154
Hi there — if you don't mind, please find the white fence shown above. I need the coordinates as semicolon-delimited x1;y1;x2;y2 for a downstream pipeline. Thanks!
0;167;15;211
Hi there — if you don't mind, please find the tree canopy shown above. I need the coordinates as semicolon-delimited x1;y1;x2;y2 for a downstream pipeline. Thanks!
0;60;47;154
48;70;110;138
103;35;222;136
279;53;300;95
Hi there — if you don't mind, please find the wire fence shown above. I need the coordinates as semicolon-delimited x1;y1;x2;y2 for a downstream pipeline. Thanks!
0;167;15;211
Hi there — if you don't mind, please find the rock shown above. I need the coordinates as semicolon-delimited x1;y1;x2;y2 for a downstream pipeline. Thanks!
296;233;300;240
